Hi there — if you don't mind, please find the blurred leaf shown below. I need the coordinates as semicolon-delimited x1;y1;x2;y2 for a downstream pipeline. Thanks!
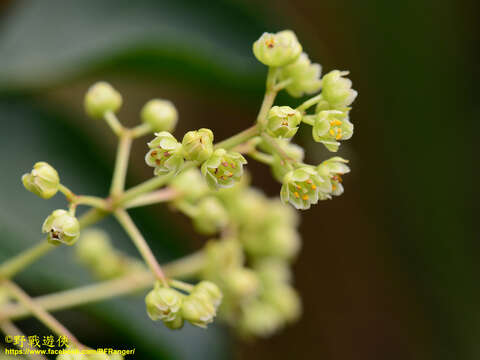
0;0;270;93
0;97;230;359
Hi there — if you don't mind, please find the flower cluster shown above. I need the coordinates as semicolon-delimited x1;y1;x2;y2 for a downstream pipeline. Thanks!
145;280;222;330
11;27;357;348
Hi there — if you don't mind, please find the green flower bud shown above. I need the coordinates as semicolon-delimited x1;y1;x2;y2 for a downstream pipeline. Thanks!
182;128;214;162
242;225;300;260
163;316;184;330
201;148;247;190
263;284;301;323
321;70;357;109
145;286;183;322
203;238;244;278
76;229;112;265
278;52;322;97
141;99;178;132
224;268;260;299
84;82;122;119
193;197;229;235
280;167;325;209
253;30;302;67
240;301;283;337
254;259;292;288
266;198;299;228
170;168;209;203
182;292;217;328
194;281;223;309
22;162;59;199
312;110;353;152
270;140;305;182
145;132;184;175
317;156;350;197
265;106;302;139
42;210;80;246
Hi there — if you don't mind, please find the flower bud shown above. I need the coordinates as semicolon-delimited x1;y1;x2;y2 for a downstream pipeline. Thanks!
42;210;80;246
280;167;325;209
263;284;301;323
84;82;122;119
203;238;244;278
182;128;214;163
141;99;178;132
181;292;217;328
193;197;229;235
163;316;184;330
254;259;292;288
145;132;184;175
242;225;300;260
224;268;260;299
312;110;353;152
145;286;183;322
22;162;59;199
317;156;350;196
194;281;223;309
270;140;305;182
240;301;283;337
76;229;112;265
170;168;209;203
278;52;322;97
321;70;357;109
253;30;302;67
201;148;247;190
265;106;302;139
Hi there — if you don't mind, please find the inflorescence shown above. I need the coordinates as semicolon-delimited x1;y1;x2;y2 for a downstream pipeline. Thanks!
0;29;357;358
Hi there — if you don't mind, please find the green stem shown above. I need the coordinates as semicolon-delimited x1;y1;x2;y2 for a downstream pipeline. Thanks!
0;242;54;280
302;114;315;126
0;251;205;321
274;78;293;92
296;93;323;112
169;279;194;293
247;150;274;165
58;184;75;202
103;111;123;136
76;196;108;209
110;133;132;197
130;123;153;139
0;320;48;360
0;208;107;280
124;187;179;209
117;162;194;207
114;209;167;286
2;280;84;349
214;124;260;150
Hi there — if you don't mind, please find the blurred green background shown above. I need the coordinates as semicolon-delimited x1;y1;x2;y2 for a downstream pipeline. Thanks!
0;0;477;359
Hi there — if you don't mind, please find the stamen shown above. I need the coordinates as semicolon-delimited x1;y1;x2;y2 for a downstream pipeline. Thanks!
311;184;317;190
265;38;275;48
294;191;300;198
329;129;335;136
302;195;309;200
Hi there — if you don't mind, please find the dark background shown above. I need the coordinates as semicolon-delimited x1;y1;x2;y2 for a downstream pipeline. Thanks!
0;0;478;359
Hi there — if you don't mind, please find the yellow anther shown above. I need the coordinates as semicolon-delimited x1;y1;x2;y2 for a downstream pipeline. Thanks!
334;120;343;126
302;195;309;200
336;129;342;140
329;129;335;136
311;184;317;190
332;184;337;191
295;184;302;189
306;179;312;184
294;191;300;198
265;38;275;48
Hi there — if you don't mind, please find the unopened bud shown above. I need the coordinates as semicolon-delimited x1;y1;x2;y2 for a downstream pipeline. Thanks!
141;99;178;132
22;162;59;199
84;82;122;119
